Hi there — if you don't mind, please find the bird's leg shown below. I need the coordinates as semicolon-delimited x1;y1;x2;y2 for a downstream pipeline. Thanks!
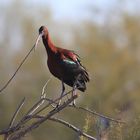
57;81;65;106
71;77;79;106
72;85;77;106
71;74;81;106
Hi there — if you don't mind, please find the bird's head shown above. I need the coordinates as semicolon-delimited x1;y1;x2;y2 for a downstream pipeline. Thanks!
33;26;49;50
39;26;49;37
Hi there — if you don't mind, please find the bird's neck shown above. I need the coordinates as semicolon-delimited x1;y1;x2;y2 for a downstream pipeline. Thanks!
42;34;57;56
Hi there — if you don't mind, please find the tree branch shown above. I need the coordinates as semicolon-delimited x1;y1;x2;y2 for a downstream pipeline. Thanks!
49;117;97;140
8;95;78;140
0;35;41;95
8;97;25;128
69;105;125;124
31;115;97;140
0;83;125;140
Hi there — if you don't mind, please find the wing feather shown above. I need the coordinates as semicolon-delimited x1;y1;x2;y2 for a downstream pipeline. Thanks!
57;47;90;83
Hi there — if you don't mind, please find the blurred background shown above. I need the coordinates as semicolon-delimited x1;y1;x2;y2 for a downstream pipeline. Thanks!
0;0;140;139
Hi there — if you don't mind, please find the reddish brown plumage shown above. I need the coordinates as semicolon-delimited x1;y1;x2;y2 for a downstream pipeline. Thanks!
39;26;89;92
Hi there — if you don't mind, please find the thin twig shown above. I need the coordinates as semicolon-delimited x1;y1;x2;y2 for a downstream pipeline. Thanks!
33;88;76;116
41;77;52;99
0;81;125;140
49;117;97;140
69;105;125;124
33;115;97;140
8;97;25;128
20;98;45;121
0;35;41;95
8;95;78;140
28;78;52;115
18;89;74;125
0;92;77;137
12;89;74;132
35;97;125;124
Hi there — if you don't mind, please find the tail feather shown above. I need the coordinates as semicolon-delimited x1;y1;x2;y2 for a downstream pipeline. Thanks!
76;78;86;92
81;66;90;82
76;69;90;92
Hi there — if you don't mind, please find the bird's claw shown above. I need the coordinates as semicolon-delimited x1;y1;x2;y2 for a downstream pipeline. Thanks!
71;100;76;107
54;100;61;109
55;104;59;109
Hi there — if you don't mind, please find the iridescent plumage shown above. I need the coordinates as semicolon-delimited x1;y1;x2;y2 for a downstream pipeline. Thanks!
39;26;89;92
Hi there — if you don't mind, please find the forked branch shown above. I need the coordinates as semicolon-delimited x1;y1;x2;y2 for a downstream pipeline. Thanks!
0;82;125;140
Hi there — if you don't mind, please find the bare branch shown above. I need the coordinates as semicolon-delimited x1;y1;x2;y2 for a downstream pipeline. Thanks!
33;88;76;116
33;115;97;140
0;35;41;95
8;95;78;140
28;78;52;116
41;77;52;99
34;96;125;124
50;117;97;140
0;83;125;140
8;97;25;128
69;105;125;124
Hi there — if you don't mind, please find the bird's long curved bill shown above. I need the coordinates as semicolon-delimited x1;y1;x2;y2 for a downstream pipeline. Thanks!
34;33;42;51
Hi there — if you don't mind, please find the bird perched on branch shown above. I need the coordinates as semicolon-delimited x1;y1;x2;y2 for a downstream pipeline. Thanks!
38;26;89;105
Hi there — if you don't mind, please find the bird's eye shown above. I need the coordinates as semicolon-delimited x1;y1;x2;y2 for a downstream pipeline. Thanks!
39;30;44;36
39;26;45;35
41;31;44;35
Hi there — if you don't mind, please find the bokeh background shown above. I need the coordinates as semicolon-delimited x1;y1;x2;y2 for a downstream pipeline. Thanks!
0;0;140;139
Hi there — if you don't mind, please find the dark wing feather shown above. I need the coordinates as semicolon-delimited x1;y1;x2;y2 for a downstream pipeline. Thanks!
56;47;89;91
61;49;90;82
73;52;90;83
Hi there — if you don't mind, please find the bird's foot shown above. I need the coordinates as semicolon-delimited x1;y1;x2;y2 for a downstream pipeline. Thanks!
54;99;62;109
53;103;60;110
55;104;59;109
71;100;76;107
50;104;56;108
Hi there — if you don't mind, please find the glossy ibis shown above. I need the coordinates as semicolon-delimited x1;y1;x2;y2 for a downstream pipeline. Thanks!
38;26;89;105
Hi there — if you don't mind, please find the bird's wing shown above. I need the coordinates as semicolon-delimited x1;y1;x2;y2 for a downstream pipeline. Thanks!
57;48;79;62
58;48;89;82
67;51;90;82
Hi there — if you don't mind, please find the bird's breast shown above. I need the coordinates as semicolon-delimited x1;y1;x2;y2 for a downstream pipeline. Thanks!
47;54;83;82
47;56;63;79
